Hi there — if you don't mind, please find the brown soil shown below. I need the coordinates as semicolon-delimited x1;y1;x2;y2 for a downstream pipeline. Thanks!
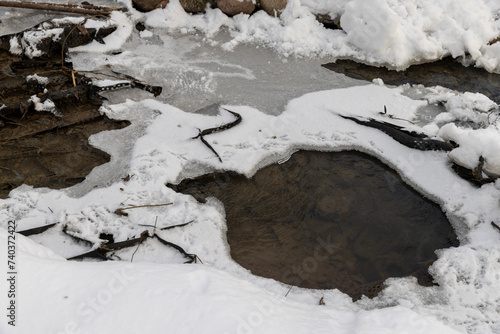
0;50;129;198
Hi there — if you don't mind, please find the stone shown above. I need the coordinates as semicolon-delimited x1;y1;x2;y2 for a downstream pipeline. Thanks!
180;0;215;13
132;0;169;12
259;0;287;17
132;0;214;12
315;14;341;30
217;0;255;16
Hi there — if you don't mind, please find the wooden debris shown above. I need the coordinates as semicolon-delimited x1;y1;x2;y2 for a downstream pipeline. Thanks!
199;135;222;163
451;158;496;187
131;230;149;262
154;234;201;264
17;223;57;236
0;0;127;16
379;105;415;124
67;229;201;264
62;225;94;247
192;108;242;138
115;203;173;216
285;285;293;297
122;174;133;182
491;221;500;233
340;114;455;151
192;108;242;162
1;81;163;121
138;220;194;230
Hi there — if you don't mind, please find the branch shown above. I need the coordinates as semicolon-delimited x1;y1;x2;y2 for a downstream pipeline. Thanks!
0;1;127;15
191;108;242;162
492;221;500;233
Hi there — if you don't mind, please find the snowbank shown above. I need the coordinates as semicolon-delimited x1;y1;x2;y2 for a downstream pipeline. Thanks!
134;0;500;71
0;229;461;334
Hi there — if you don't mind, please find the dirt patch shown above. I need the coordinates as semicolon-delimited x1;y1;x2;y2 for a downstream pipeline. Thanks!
0;49;129;198
170;151;459;300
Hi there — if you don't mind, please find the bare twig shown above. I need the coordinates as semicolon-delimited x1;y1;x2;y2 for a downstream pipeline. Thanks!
131;230;149;262
191;108;242;138
492;221;500;233
192;108;242;163
119;203;173;211
379;105;415;124
138;220;194;230
154;234;201;264
199;134;222;163
285;285;293;297
0;1;126;15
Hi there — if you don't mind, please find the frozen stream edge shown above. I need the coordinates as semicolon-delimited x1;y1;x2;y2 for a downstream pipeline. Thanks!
0;3;500;334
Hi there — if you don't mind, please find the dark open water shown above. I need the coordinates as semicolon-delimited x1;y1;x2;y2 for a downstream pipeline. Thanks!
171;150;459;300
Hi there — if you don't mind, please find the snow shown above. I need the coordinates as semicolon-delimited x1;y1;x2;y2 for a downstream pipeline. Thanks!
134;0;500;71
0;228;463;334
1;0;500;333
341;0;498;68
70;12;134;54
28;95;60;116
26;74;50;85
2;82;500;333
440;124;500;177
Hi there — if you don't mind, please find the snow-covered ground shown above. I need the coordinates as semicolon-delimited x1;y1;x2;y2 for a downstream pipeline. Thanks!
1;0;500;333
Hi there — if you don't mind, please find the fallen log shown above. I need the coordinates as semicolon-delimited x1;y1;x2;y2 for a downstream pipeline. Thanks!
0;0;127;15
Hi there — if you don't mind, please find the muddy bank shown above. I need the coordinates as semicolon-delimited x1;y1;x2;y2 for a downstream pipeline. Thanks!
0;49;129;198
322;58;500;104
171;150;459;300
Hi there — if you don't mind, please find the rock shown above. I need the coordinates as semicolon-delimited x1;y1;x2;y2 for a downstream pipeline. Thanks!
132;0;169;12
259;0;286;17
135;22;146;31
217;0;255;16
315;14;341;30
133;0;214;12
180;0;215;13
